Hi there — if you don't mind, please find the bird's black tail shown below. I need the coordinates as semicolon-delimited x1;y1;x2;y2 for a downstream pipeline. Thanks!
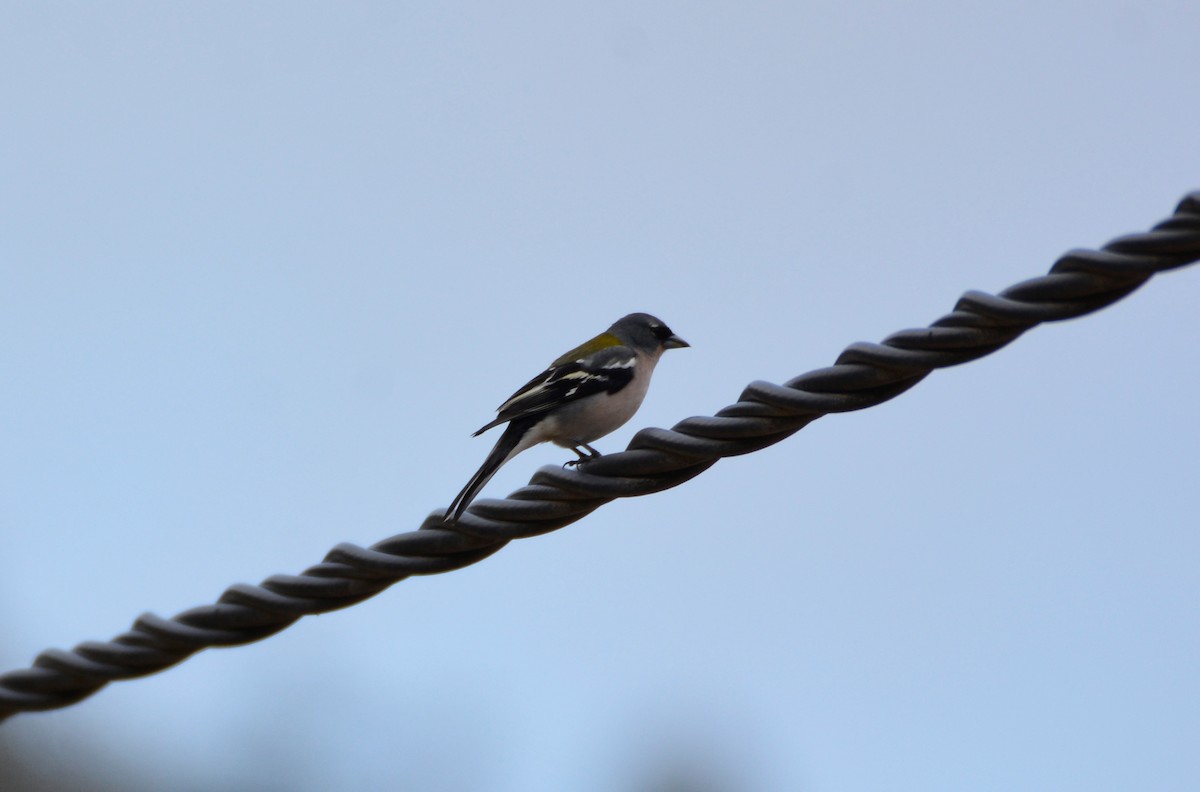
445;419;533;524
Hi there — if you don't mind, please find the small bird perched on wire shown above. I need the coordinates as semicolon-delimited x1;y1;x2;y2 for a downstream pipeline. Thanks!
445;312;689;524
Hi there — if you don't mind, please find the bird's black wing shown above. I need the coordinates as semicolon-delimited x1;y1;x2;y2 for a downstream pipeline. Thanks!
473;345;636;435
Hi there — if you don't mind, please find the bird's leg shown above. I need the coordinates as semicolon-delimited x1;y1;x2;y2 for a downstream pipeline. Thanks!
563;443;602;468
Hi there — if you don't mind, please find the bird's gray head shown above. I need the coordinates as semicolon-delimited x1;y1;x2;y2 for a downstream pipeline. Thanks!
609;313;689;355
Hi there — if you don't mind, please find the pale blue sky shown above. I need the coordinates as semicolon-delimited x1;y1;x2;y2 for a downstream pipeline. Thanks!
2;3;1198;790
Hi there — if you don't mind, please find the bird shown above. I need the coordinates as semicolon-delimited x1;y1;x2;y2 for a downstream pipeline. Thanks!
445;312;689;523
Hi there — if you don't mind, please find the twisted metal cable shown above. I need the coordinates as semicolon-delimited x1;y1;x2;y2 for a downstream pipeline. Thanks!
3;193;1198;722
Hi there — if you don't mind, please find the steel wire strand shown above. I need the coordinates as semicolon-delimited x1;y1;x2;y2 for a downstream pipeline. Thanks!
2;192;1197;721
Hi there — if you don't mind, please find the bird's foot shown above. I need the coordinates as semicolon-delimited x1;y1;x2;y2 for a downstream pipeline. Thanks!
563;446;603;469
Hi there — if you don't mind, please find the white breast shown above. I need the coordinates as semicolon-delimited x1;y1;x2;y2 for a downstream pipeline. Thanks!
543;352;661;447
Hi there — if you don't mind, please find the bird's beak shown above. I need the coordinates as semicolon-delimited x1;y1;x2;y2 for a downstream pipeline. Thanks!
664;334;689;350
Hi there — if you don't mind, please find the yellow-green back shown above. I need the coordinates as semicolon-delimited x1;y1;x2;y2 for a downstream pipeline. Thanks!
551;331;625;366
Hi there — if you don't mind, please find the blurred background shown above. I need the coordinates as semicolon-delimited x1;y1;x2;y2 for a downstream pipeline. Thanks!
2;2;1198;790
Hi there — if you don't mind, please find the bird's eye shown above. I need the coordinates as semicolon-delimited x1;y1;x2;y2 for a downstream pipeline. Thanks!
651;324;673;340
